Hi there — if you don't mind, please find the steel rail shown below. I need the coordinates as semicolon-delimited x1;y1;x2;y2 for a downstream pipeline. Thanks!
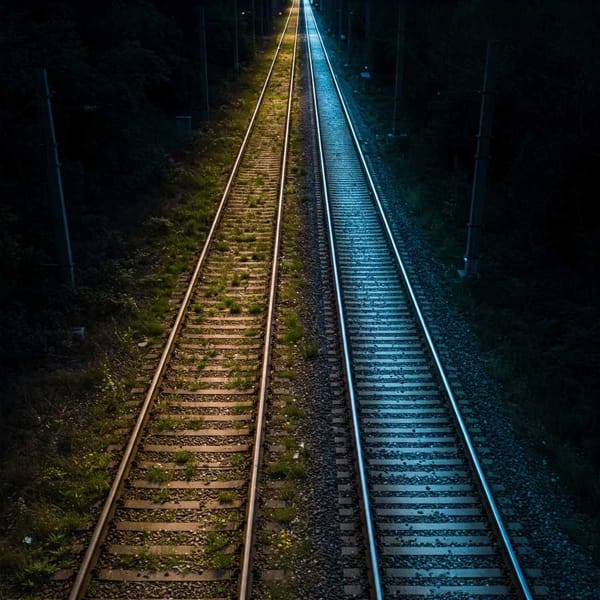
306;2;534;598
304;3;384;598
239;3;300;598
68;7;297;598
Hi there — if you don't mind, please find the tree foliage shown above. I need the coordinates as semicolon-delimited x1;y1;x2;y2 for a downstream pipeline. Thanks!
0;0;284;358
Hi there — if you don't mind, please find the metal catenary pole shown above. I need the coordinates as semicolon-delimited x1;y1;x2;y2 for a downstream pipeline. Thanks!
36;68;75;287
460;40;498;278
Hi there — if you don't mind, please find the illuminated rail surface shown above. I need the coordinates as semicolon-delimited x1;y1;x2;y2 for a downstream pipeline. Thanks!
66;4;299;599
304;1;534;598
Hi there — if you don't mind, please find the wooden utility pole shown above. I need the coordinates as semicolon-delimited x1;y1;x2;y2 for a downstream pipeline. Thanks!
198;6;210;121
36;68;75;287
459;41;499;278
392;0;406;135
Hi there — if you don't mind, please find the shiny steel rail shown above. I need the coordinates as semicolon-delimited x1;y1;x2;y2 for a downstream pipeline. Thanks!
239;3;299;597
304;0;533;598
305;4;383;599
68;5;298;598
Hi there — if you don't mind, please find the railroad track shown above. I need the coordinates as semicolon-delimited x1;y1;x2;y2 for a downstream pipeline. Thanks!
66;4;299;598
304;1;535;598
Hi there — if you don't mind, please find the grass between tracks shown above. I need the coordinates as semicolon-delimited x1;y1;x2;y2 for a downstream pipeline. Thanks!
253;73;319;599
316;15;600;562
0;27;289;598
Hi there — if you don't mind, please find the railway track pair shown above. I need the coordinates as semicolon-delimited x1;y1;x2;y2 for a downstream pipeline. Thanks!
304;1;534;598
61;1;537;598
66;3;299;599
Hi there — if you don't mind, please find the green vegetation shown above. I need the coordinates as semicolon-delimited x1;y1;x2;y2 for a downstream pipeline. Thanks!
153;417;179;432
277;370;296;380
223;297;242;314
116;546;182;571
205;283;223;298
272;506;297;524
283;399;304;419
205;531;232;568
282;314;303;344
18;558;58;591
152;488;170;504
218;491;236;504
230;376;254;390
174;450;195;465
265;579;295;600
302;341;319;360
234;233;257;243
183;463;196;481
211;551;233;570
267;451;308;481
251;64;317;599
145;467;171;484
206;531;229;554
249;302;262;315
230;453;245;468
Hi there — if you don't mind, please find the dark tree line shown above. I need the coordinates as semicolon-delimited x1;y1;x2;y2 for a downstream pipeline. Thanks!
317;0;600;274
0;0;287;358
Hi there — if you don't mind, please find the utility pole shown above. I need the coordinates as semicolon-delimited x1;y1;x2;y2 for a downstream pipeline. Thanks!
233;0;240;77
392;0;406;135
36;68;75;287
198;6;210;121
459;41;499;278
